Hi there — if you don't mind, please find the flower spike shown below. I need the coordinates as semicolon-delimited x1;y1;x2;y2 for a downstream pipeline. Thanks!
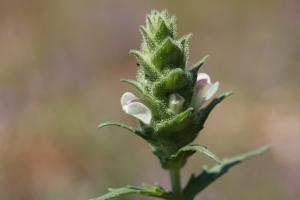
95;10;269;200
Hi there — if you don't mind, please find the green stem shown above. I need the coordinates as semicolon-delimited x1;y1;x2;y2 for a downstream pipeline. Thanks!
169;167;182;199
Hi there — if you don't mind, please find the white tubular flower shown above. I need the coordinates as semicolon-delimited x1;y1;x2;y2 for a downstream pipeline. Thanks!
191;73;219;109
121;92;152;125
169;93;185;113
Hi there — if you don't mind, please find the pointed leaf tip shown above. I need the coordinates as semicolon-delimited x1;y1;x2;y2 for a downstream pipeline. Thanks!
129;49;142;57
121;79;143;94
179;33;192;47
183;145;270;200
190;55;210;72
190;55;210;82
208;145;271;174
97;121;141;135
222;91;234;98
140;26;156;50
172;144;221;164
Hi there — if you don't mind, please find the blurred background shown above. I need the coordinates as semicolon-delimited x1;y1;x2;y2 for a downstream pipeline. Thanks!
0;0;299;199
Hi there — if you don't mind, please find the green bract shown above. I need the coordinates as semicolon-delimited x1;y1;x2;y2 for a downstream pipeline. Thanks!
95;10;269;200
125;10;228;168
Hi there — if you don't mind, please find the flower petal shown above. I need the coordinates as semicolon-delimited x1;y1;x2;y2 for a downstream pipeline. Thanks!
202;82;219;100
123;102;152;125
121;92;138;107
197;73;211;85
192;80;219;109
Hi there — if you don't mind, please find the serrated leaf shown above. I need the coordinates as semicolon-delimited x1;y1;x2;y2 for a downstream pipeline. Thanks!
90;184;174;200
171;144;221;164
183;145;270;200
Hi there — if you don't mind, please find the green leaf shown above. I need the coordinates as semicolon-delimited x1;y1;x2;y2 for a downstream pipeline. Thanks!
197;91;233;126
183;145;270;200
171;144;221;165
90;184;174;200
97;121;143;136
121;79;143;94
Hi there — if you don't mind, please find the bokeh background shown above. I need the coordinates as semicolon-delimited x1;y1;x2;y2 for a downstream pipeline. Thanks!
0;0;299;199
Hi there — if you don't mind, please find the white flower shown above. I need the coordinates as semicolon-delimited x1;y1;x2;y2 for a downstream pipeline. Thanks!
191;73;219;109
168;93;185;113
121;92;152;125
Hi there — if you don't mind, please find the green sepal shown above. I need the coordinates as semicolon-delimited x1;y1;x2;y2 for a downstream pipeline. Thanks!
153;16;174;43
146;15;155;30
97;121;144;138
179;33;192;49
182;145;270;200
197;91;233;128
179;33;192;64
152;68;189;97
189;55;210;83
90;184;174;200
168;15;177;36
142;93;169;120
120;79;143;94
140;26;156;51
155;107;194;134
129;50;158;79
151;38;185;70
171;144;221;168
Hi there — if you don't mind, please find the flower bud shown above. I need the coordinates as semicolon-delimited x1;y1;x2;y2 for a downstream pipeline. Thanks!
168;93;185;113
